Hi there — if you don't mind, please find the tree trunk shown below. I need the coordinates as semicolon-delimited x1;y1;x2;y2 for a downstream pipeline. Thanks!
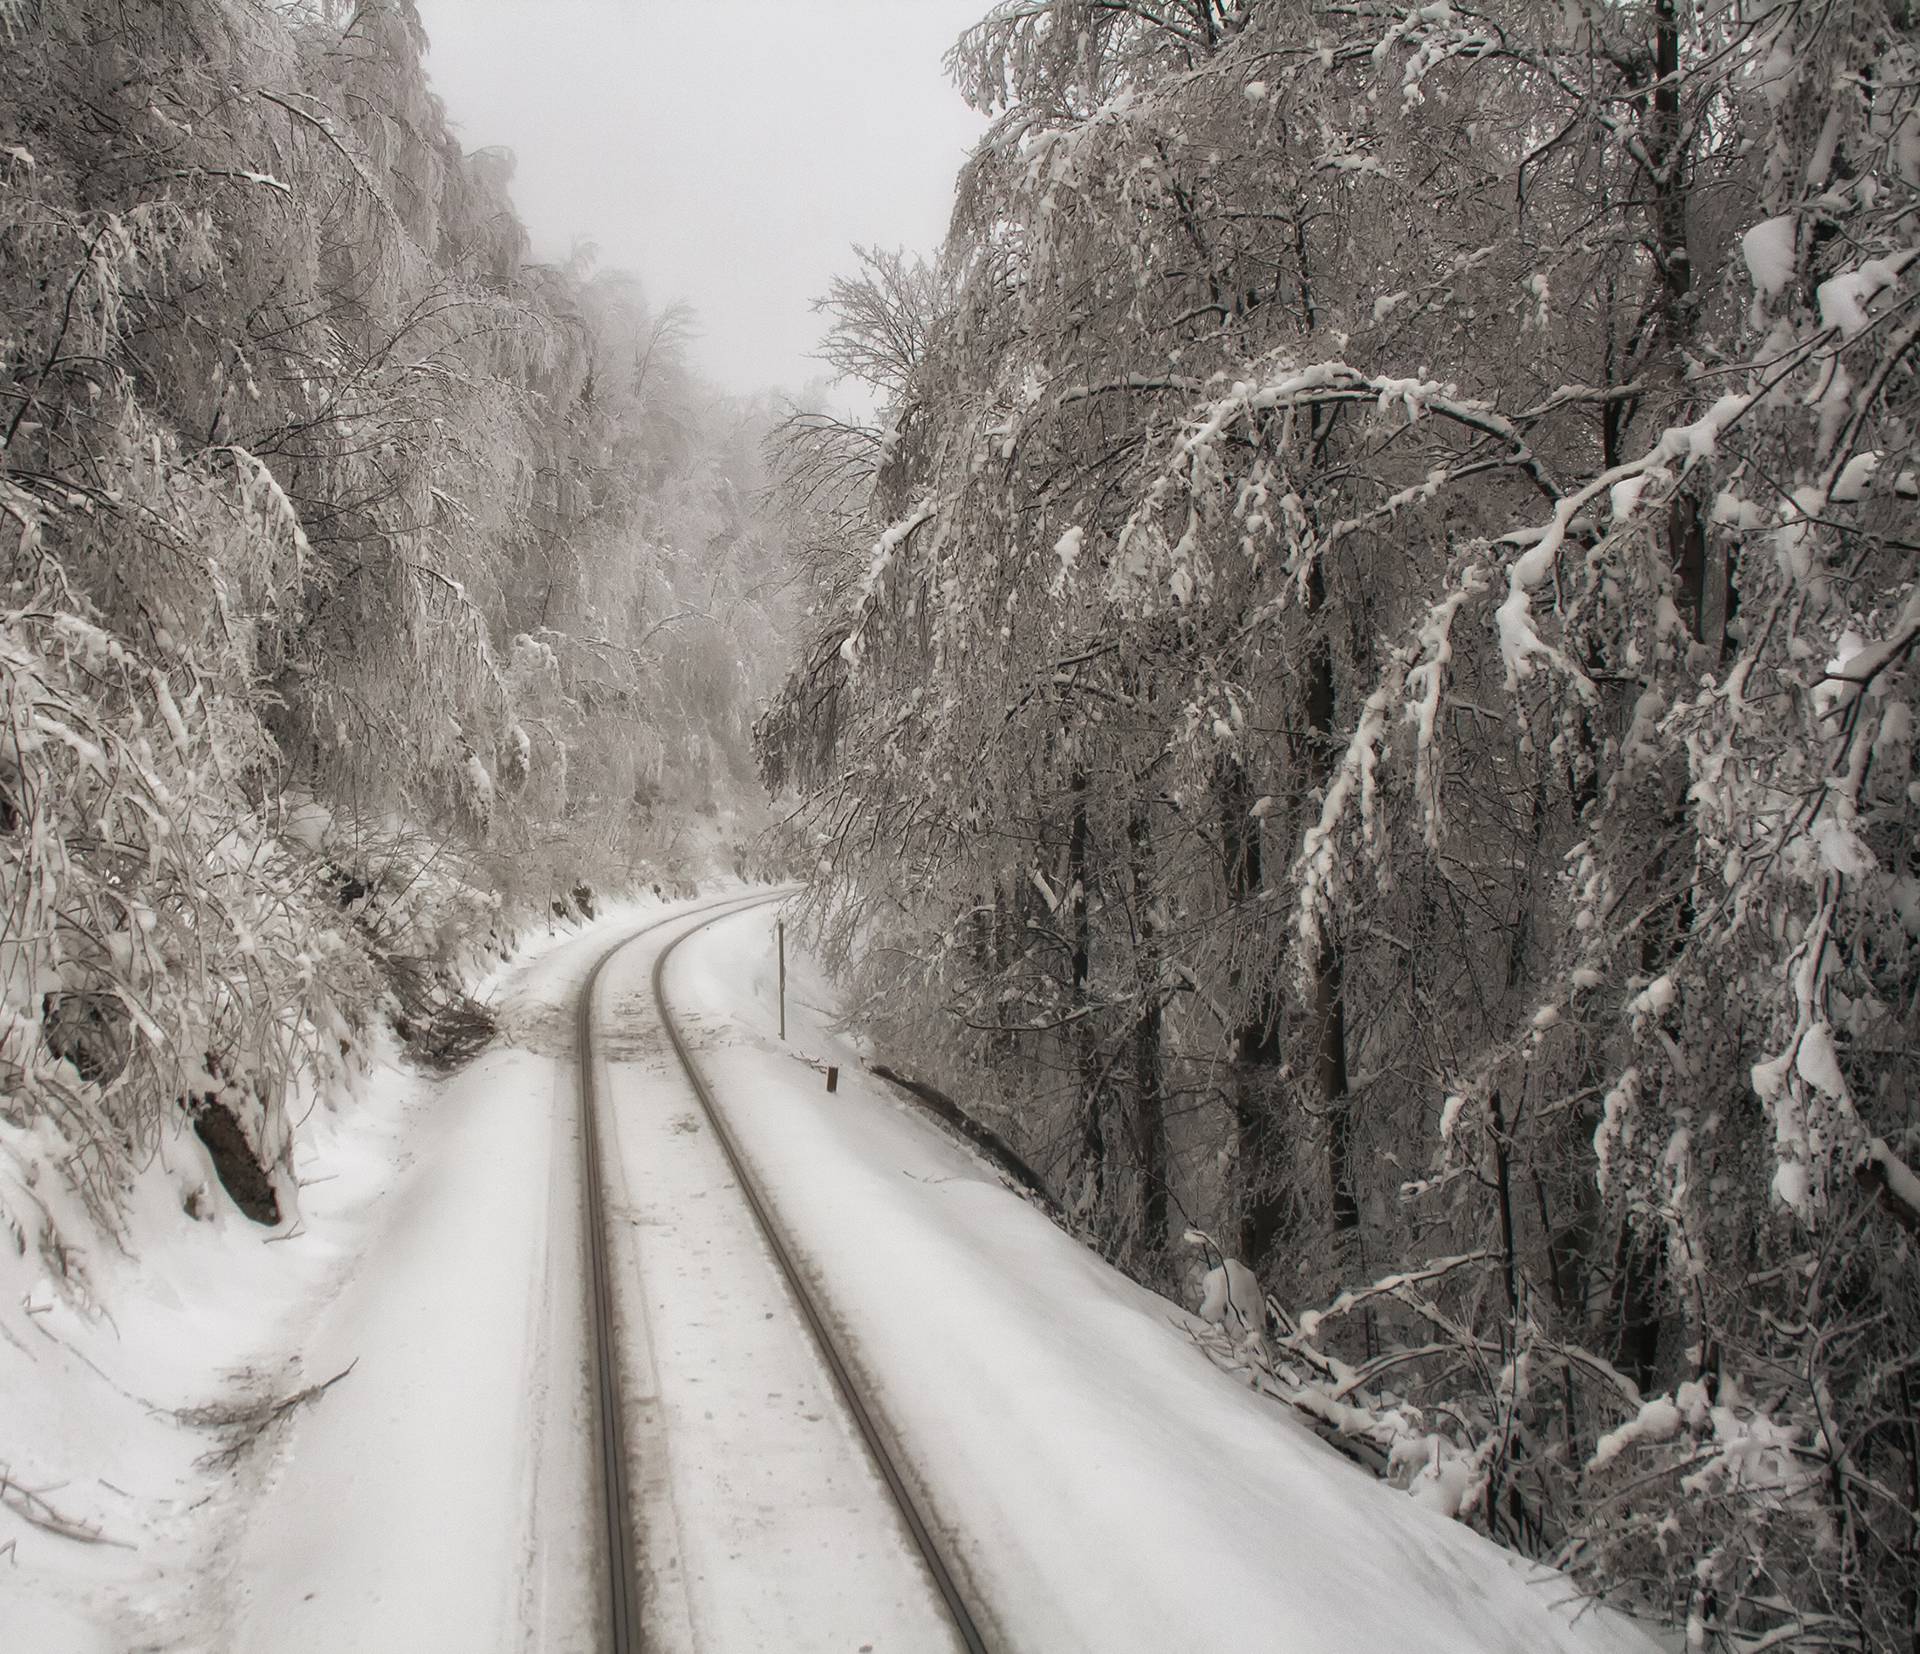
1488;1090;1520;1318
1314;936;1358;1237
1128;798;1168;1255
1646;0;1731;661
1608;1214;1665;1395
1068;771;1106;1216
1300;556;1358;1244
1218;755;1289;1266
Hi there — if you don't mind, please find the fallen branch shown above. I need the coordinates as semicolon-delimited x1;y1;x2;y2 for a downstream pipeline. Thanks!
0;1466;130;1547
183;1359;358;1470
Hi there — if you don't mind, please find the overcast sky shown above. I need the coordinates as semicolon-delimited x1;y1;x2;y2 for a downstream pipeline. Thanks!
414;1;991;402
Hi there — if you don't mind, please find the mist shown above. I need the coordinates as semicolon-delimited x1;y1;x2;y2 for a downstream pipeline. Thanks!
415;0;990;399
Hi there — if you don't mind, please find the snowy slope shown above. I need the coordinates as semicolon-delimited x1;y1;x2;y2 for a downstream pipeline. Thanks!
0;900;670;1653
5;892;1672;1652
662;907;1672;1654
0;1015;449;1653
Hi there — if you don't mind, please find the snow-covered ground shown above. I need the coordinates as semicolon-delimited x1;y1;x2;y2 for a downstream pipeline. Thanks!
0;896;675;1653
660;907;1670;1654
3;892;1672;1652
589;915;961;1651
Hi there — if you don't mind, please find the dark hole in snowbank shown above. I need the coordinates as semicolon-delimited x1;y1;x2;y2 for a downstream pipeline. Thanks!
42;991;130;1084
549;882;596;923
383;954;496;1070
187;1096;281;1225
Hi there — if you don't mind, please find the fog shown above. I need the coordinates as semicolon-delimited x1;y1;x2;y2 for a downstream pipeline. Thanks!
415;0;990;401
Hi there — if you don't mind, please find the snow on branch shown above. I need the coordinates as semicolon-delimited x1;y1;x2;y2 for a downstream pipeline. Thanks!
838;501;937;670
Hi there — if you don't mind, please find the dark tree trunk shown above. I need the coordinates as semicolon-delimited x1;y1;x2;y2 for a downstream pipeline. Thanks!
1068;771;1105;1214
1608;1215;1665;1394
1488;1090;1520;1318
1645;0;1731;665
1314;937;1358;1237
1218;754;1288;1266
1128;799;1168;1254
1300;556;1358;1243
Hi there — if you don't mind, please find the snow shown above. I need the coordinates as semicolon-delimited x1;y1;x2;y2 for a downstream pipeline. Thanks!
1609;474;1649;520
1594;1068;1639;1196
1773;1158;1811;1211
1817;258;1903;339
1816;584;1920;698
462;749;493;803
1627;974;1676;1024
1832;449;1880;501
1793;1021;1848;1097
221;929;608;1653
660;910;1667;1654
0;898;674;1652
8;896;1672;1651
281;795;332;851
1863;1138;1920;1217
1812;816;1877;877
1052;523;1084;578
0;1037;443;1647
586;926;961;1650
1740;215;1796;297
1590;1398;1685;1470
1196;1256;1266;1336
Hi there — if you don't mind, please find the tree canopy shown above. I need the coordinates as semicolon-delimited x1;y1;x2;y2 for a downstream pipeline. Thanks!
762;0;1920;1641
2;0;782;1242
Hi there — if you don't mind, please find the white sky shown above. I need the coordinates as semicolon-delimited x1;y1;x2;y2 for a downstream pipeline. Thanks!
415;0;991;401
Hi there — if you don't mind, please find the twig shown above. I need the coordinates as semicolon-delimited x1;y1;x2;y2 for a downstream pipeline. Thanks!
0;1467;130;1547
185;1359;358;1470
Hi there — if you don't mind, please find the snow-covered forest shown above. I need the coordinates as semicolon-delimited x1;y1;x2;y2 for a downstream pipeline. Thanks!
759;1;1920;1645
4;0;1918;1648
1;3;780;1213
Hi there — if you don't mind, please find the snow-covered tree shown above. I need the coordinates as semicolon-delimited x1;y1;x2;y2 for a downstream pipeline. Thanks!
3;0;784;1261
762;0;1920;1638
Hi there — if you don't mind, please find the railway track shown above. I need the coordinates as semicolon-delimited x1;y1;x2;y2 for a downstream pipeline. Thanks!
575;893;990;1654
573;891;776;1651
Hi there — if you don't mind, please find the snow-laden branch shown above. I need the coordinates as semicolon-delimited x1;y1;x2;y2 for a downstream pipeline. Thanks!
837;501;937;670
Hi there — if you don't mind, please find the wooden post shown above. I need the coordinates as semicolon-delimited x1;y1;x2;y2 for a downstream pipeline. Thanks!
826;1066;839;1093
777;919;786;1042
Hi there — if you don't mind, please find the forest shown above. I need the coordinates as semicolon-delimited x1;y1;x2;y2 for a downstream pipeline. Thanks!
0;0;782;1224
2;0;1916;1648
758;1;1920;1647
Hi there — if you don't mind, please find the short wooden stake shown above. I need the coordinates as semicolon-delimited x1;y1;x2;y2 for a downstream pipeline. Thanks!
826;1066;839;1093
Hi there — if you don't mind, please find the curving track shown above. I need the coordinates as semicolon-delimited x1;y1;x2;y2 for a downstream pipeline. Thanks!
575;894;989;1653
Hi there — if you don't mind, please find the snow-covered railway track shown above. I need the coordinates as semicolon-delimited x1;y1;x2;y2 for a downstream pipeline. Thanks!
574;891;785;1653
577;893;987;1653
649;914;991;1654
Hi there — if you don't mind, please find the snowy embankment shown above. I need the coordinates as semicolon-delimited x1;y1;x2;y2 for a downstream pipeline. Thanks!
664;908;1671;1654
7;891;1670;1652
0;898;675;1653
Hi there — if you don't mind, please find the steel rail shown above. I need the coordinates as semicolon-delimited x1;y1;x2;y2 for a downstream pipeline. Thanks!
574;890;782;1654
651;909;993;1654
